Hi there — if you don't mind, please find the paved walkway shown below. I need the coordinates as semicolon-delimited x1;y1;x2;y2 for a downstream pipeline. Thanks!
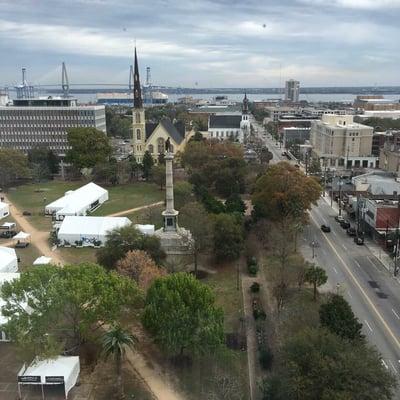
107;201;164;217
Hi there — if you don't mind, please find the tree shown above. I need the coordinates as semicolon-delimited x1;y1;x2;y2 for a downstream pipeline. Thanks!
304;265;328;301
142;151;154;180
252;161;321;222
192;131;204;142
0;149;30;188
174;181;193;209
278;328;396;400
92;161;118;185
105;107;132;138
195;186;226;214
213;213;244;262
142;273;224;356
309;156;322;174
66;127;112;170
28;147;60;180
152;164;166;190
180;202;213;276
102;324;137;400
225;193;246;214
1;264;141;361
97;225;165;269
319;294;364;341
117;250;166;290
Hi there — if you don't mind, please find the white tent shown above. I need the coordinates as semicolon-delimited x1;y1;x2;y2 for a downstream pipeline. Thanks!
33;256;52;265
0;222;15;230
13;231;31;241
0;247;18;272
135;224;155;235
57;216;131;247
45;182;109;221
18;356;80;399
0;272;20;341
0;201;9;220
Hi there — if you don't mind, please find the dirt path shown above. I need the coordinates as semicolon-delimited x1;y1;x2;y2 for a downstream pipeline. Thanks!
107;201;164;217
3;195;64;265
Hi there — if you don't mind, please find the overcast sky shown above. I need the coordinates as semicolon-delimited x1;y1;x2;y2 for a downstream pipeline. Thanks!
1;0;400;88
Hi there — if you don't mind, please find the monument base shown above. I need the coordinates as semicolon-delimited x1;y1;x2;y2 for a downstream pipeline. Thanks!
154;226;193;255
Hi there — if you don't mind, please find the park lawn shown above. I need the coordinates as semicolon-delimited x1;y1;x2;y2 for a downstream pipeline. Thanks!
92;182;164;216
125;204;164;229
58;247;98;265
16;244;42;271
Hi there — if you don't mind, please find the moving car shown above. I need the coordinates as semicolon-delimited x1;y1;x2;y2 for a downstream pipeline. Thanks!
346;227;357;236
340;220;350;229
321;224;331;232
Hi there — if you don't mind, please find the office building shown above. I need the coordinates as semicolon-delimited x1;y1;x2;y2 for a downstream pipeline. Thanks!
0;97;106;156
310;114;376;169
354;95;400;111
284;79;300;103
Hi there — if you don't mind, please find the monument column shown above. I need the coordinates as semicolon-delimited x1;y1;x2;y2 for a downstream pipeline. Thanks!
162;152;179;232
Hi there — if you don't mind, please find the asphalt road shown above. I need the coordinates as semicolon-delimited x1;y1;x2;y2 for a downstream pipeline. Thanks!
252;118;400;391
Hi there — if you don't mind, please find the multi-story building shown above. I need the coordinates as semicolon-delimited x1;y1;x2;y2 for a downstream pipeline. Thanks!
0;97;106;156
354;95;400;111
310;114;376;169
284;79;300;103
282;127;311;148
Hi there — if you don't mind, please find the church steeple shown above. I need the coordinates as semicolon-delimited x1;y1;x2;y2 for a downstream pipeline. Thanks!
242;92;249;114
133;47;143;109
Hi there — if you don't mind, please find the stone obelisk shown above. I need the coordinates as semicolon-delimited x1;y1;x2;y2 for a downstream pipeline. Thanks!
162;151;179;232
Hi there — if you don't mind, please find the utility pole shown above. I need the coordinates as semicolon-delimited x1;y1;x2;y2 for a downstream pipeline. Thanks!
394;195;400;276
312;240;315;258
338;179;343;217
323;158;327;197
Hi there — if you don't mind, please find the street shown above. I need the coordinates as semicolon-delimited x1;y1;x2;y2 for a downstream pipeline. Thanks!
253;117;400;388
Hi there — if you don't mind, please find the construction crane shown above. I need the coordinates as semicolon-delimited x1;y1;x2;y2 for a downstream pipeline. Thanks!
61;62;69;98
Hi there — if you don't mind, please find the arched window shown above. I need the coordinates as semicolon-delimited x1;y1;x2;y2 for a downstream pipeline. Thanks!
136;129;141;140
136;112;141;124
148;144;154;153
157;137;165;154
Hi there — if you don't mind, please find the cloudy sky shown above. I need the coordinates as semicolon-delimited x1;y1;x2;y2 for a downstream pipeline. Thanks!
1;0;399;88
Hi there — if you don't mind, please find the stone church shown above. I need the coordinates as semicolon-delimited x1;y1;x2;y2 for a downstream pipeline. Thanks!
132;48;189;163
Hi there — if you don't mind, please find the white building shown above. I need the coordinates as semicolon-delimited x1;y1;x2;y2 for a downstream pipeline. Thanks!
0;247;18;272
0;202;9;220
0;97;106;157
57;216;131;247
285;79;300;103
45;182;108;221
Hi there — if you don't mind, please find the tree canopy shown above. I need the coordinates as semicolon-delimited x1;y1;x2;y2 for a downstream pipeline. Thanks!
97;225;165;269
66;127;112;169
105;107;132;138
0;148;30;188
142;151;154;180
304;264;327;301
1;264;141;361
142;272;224;356
252;161;321;221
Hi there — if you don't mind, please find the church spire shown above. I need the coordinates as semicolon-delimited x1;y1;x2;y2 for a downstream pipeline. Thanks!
242;92;249;114
133;47;143;109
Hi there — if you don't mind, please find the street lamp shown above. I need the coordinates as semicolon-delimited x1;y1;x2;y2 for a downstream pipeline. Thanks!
338;179;343;217
312;241;315;258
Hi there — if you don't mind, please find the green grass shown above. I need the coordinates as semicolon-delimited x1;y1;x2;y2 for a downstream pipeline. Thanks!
57;247;98;265
125;204;164;229
16;244;42;271
6;180;165;230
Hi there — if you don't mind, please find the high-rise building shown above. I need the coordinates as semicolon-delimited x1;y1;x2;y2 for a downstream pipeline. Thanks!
0;97;106;156
284;79;300;103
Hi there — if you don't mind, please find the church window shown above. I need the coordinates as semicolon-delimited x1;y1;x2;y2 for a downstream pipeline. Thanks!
157;137;165;154
136;129;141;140
149;144;154;153
136;112;141;124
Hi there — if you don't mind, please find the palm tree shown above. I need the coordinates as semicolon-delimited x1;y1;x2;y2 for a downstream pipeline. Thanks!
102;324;138;399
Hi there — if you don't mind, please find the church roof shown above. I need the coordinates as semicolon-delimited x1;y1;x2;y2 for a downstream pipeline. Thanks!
145;119;185;144
209;114;242;129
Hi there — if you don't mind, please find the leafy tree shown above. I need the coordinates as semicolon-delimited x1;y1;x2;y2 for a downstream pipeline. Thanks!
92;161;118;185
157;153;165;164
66;127;112;169
213;213;244;262
195;186;226;214
97;225;165;269
191;131;204;141
215;168;240;198
304;265;328;301
225;193;246;214
105;107;132;138
0;148;30;188
152;164;166;190
28;147;60;180
309;156;322;174
278;328;396;400
1;264;141;361
180;202;213;276
320;294;364;341
102;324;137;400
117;250;166;290
142;273;224;356
252;161;321;222
142;150;154;180
174;181;193;209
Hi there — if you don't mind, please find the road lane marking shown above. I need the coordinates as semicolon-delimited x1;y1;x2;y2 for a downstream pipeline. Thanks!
364;320;373;332
392;309;400;320
310;213;400;351
389;359;398;373
333;267;338;274
382;359;389;370
355;260;361;268
342;244;348;251
332;230;337;237
347;291;353;299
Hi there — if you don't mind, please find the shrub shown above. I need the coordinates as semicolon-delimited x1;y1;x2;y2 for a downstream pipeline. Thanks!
248;264;259;276
253;307;266;320
251;282;260;292
259;347;274;370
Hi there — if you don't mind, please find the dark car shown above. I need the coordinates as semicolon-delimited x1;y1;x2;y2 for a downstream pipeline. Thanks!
346;227;357;236
0;230;16;239
340;220;351;229
354;236;364;245
321;224;331;232
22;211;32;216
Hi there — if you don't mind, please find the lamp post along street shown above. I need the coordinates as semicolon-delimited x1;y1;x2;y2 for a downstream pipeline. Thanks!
338;179;343;217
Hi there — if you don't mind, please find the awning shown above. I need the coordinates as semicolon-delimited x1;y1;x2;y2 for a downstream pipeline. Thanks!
33;256;52;265
14;231;31;240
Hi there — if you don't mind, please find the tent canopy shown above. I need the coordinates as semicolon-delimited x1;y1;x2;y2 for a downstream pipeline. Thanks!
135;224;155;235
0;247;18;273
33;256;52;265
0;222;15;229
14;231;31;240
18;356;80;398
0;201;9;220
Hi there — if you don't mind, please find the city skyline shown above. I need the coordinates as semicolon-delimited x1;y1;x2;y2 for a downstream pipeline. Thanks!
1;0;400;88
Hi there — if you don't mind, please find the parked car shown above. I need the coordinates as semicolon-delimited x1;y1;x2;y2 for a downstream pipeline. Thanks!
335;215;345;223
346;227;357;236
321;224;331;232
354;236;364;245
22;211;32;216
0;230;16;239
340;220;351;229
15;241;29;248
